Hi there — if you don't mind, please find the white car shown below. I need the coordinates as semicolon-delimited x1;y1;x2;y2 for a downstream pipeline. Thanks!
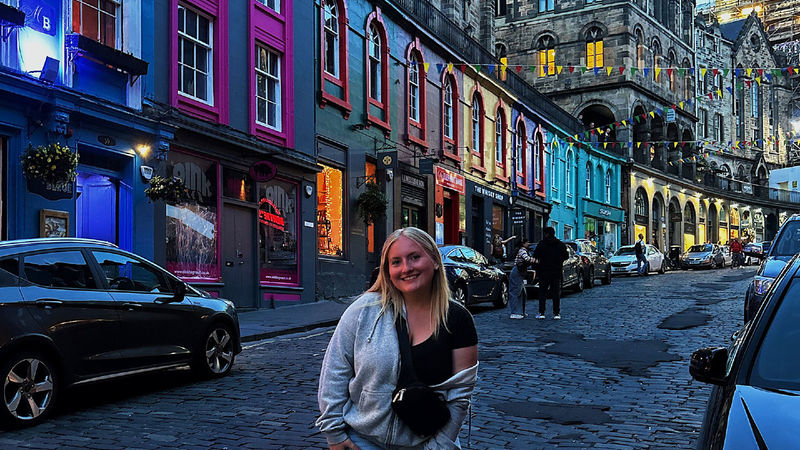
609;244;665;275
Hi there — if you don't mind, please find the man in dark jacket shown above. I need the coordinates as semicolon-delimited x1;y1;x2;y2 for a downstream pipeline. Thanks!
532;227;569;319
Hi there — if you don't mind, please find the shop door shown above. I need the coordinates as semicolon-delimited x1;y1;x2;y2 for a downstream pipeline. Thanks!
222;205;257;308
471;196;483;252
443;191;459;245
76;172;121;245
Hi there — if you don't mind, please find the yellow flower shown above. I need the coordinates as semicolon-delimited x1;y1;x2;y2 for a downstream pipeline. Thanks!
51;165;56;170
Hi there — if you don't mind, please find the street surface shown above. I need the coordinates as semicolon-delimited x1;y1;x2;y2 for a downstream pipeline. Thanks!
0;268;754;448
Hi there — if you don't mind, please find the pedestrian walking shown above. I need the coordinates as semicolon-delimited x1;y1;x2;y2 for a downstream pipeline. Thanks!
635;233;648;275
508;238;534;319
532;227;569;320
730;238;744;268
316;227;478;449
490;233;517;265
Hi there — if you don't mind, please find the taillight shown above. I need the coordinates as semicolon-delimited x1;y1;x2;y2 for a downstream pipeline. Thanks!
581;256;590;265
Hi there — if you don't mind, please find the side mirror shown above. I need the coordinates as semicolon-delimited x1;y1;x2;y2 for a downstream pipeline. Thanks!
174;281;187;301
689;347;728;385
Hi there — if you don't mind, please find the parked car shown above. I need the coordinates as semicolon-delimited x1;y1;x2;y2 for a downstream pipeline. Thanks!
609;244;665;275
0;238;242;427
497;243;584;297
744;216;800;322
689;253;800;449
680;244;726;269
720;245;733;267
566;239;612;287
439;245;508;308
743;241;768;265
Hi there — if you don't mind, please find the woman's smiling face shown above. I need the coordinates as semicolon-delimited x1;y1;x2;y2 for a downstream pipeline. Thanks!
387;236;436;298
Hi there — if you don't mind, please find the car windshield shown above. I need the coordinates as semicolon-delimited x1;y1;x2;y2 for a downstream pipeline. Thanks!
566;242;578;251
688;244;712;253
773;222;800;257
749;277;800;391
614;247;635;256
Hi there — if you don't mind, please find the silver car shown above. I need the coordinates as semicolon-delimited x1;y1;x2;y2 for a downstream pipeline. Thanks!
680;243;726;269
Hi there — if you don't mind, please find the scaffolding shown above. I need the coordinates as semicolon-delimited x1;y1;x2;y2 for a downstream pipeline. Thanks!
703;1;800;44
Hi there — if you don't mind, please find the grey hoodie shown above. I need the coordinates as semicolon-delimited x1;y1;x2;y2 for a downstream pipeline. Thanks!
316;293;478;449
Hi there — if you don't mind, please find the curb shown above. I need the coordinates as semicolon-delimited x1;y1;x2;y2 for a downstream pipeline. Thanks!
241;319;340;343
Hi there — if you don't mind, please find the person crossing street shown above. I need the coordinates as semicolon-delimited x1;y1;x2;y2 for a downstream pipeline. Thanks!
635;234;648;275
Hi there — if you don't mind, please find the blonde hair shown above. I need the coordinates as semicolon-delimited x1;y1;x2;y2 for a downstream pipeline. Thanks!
367;227;451;335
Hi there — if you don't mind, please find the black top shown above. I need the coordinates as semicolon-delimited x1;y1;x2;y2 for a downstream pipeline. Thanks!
532;236;569;274
410;302;478;385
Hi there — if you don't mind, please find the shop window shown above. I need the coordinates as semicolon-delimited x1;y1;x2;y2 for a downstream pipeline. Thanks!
564;224;573;240
492;204;505;236
366;162;376;253
256;0;279;13
401;205;422;229
317;164;344;257
222;167;253;201
165;151;219;281
258;178;299;285
73;0;120;48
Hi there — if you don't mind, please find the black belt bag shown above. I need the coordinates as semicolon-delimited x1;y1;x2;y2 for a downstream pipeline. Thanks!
391;317;451;437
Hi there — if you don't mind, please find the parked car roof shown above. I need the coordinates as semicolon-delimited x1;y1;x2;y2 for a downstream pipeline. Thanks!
0;238;118;257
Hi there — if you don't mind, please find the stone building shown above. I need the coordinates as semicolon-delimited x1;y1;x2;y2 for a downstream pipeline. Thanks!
495;0;800;248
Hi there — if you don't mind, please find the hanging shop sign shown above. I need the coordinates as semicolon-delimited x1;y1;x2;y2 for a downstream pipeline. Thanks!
434;166;465;194
249;160;277;182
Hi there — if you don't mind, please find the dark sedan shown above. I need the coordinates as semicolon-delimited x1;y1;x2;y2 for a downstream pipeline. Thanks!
566;239;612;287
690;253;800;449
0;238;242;428
439;245;508;308
745;216;800;322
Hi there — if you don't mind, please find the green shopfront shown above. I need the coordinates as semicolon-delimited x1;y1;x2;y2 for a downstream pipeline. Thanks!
582;198;625;255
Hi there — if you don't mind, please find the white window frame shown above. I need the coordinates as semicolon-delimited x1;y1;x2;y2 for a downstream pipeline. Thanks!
585;162;592;198
255;45;281;131
566;151;573;198
178;5;214;105
471;97;481;154
551;153;557;191
534;137;541;181
323;0;339;78
257;0;280;13
515;123;524;175
368;24;382;102
444;80;454;140
409;56;420;122
495;112;503;163
73;0;122;49
605;169;612;203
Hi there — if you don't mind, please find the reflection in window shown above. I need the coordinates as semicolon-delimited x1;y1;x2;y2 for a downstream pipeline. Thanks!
92;251;171;293
317;164;344;257
72;0;119;48
23;251;96;289
178;5;213;103
259;179;299;284
256;45;281;130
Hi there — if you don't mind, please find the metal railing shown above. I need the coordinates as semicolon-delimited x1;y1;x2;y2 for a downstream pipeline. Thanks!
386;0;583;135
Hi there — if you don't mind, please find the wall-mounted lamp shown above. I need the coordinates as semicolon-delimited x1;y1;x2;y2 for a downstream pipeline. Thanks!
136;144;151;159
305;184;314;198
39;56;59;83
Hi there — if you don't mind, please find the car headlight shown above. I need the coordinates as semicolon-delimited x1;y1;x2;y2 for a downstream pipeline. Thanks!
753;276;775;296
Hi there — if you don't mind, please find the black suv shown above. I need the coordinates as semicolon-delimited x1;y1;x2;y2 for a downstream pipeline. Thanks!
744;215;800;322
0;238;242;427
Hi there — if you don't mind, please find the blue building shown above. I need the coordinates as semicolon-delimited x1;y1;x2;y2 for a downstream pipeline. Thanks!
576;145;625;254
0;0;166;257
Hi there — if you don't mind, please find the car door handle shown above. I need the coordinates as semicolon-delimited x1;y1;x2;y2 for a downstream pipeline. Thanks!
35;299;63;309
122;302;143;311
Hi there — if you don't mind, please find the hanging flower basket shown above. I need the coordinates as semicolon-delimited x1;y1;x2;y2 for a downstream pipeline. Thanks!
145;176;190;203
355;182;388;226
21;143;78;189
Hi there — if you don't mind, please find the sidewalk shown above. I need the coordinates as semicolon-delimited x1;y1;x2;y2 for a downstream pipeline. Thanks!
237;298;352;342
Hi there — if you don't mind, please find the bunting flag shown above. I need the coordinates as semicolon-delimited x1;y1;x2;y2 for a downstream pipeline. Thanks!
423;63;430;73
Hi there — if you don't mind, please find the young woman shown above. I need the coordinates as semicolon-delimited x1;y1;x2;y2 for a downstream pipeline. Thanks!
317;227;478;449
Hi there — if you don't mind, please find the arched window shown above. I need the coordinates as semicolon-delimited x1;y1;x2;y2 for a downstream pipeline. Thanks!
471;93;484;166
751;83;759;118
635;28;645;70
320;0;350;111
443;79;453;139
668;50;676;91
516;119;527;185
365;13;389;130
682;58;693;99
566;150;574;199
585;27;604;69
585;162;593;198
605;169;612;203
651;39;662;81
495;109;506;169
406;41;428;147
534;132;542;183
495;43;507;59
537;35;556;77
551;152;558;191
634;189;648;218
409;56;420;122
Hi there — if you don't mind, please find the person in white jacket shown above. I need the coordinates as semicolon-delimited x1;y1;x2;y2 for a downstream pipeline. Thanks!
317;227;479;449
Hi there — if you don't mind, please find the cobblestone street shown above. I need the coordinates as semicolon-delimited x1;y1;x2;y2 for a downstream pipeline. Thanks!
0;268;754;449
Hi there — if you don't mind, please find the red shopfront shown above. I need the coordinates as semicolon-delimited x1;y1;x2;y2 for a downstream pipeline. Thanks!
434;165;465;245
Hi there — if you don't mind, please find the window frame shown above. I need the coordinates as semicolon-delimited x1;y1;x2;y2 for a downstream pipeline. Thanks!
172;0;228;124
72;0;122;49
254;44;282;132
533;129;544;193
566;150;574;202
21;249;103;291
319;0;351;116
365;10;391;132
405;39;428;148
470;92;485;169
441;72;461;162
495;107;507;175
605;169;612;203
586;28;604;69
585;162;592;199
538;0;554;12
177;5;214;105
256;0;279;14
515;117;528;190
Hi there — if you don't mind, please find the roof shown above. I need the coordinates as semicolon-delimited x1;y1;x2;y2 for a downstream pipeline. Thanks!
720;19;746;41
0;238;117;257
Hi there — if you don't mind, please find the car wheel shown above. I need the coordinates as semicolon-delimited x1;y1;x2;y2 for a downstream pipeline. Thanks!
1;351;59;428
493;280;509;308
574;273;584;292
710;259;717;269
602;268;612;285
193;324;236;378
585;267;594;289
453;284;467;306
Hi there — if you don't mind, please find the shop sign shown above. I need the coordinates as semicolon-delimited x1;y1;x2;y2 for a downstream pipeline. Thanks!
665;108;676;123
598;208;611;217
401;173;425;189
474;184;505;203
435;166;465;194
97;135;116;146
511;208;526;226
249;160;277;182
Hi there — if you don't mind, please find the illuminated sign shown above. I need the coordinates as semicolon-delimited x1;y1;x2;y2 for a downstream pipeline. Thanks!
259;198;286;231
21;0;56;35
434;166;465;195
18;0;61;78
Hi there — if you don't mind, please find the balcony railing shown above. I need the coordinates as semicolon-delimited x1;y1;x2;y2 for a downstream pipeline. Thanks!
386;0;583;135
701;174;800;204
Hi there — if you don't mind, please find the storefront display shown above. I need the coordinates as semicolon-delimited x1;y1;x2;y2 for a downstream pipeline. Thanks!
317;164;344;256
165;151;219;281
258;178;299;285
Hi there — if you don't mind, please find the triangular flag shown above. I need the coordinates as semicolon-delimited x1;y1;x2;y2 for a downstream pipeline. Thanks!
765;73;772;82
700;68;707;78
487;64;495;75
655;67;661;79
473;64;481;73
716;89;722;98
755;77;761;85
712;68;719;76
447;63;453;73
758;68;764;77
581;67;589;74
649;111;655;118
689;68;695;75
735;68;742;77
436;63;444;74
529;65;537;73
606;67;613;76
667;68;673;78
603;142;607;149
621;120;627;127
679;102;684;109
643;68;650;77
500;57;508;78
423;63;430;73
594;67;601;75
723;68;730;77
460;64;466;73
515;66;523;73
631;67;638;76
726;87;733;94
746;68;752;77
637;142;642;149
678;68;685;76
569;66;575;74
557;66;563;74
619;66;625;74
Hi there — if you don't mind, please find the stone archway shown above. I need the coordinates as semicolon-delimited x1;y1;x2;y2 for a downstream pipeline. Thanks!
683;201;697;250
708;203;718;244
719;205;729;244
634;187;649;242
652;192;665;251
668;197;682;250
580;104;618;145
